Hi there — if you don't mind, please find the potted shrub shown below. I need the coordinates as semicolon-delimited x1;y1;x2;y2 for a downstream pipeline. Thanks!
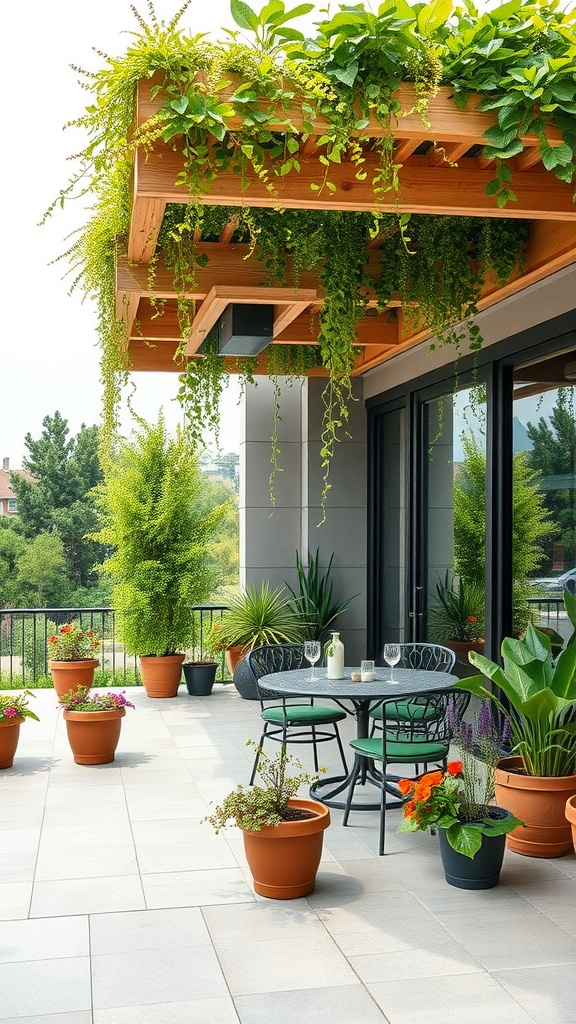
0;691;39;769
204;742;330;899
286;549;359;647
428;572;485;664
458;625;576;857
60;685;134;764
91;417;229;698
47;622;102;702
398;699;522;888
183;615;219;696
209;582;303;698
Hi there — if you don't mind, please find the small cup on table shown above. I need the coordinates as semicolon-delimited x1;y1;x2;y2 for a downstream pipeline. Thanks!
360;659;375;682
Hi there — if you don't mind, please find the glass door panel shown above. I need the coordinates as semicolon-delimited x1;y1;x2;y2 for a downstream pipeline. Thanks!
377;406;407;650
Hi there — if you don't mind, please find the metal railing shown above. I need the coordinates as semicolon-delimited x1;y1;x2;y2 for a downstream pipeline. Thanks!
0;606;230;686
527;596;571;640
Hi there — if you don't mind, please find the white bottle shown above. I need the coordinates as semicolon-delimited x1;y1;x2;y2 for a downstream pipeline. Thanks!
326;631;345;679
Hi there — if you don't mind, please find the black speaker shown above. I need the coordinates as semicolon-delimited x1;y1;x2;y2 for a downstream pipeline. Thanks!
218;304;274;356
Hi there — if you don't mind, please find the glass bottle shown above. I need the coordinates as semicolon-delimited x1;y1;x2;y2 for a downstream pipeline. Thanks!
326;631;345;679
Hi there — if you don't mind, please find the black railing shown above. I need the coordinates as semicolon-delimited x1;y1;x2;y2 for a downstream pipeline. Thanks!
527;596;573;641
0;606;230;686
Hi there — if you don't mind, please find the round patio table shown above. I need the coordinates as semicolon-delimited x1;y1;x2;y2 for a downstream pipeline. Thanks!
258;666;457;810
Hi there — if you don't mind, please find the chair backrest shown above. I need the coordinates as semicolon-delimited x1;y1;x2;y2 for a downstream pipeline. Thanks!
378;689;470;742
248;643;306;704
396;643;456;673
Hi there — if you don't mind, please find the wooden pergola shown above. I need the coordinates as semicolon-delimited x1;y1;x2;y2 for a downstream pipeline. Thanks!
118;76;576;377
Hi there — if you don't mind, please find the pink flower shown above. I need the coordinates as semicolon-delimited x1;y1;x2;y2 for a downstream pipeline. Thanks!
4;707;17;718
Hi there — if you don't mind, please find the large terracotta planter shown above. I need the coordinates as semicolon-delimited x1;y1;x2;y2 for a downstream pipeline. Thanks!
495;755;576;858
63;708;126;764
566;795;576;856
242;797;330;899
139;654;184;698
0;715;24;769
225;645;246;675
446;640;485;664
49;659;99;702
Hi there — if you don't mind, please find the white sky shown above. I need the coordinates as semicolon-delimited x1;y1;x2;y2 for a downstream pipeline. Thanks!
1;0;251;468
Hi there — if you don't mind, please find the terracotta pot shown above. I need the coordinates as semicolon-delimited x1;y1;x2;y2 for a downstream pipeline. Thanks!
565;795;576;856
139;654;184;698
0;715;24;769
495;755;576;858
63;707;126;764
225;645;246;675
242;797;330;899
445;640;485;664
49;659;99;702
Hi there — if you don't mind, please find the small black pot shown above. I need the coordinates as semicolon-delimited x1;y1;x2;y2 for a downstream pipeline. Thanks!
183;661;218;697
438;808;510;889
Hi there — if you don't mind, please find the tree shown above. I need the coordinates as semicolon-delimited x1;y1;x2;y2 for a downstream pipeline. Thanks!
0;520;27;606
526;389;576;573
14;534;68;607
454;432;556;635
10;413;105;592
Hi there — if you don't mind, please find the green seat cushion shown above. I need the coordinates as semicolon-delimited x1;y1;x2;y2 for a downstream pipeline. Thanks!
350;734;448;762
263;704;347;725
369;701;440;722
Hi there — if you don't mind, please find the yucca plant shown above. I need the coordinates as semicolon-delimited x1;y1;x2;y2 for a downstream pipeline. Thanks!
429;572;485;642
286;549;358;646
212;582;303;653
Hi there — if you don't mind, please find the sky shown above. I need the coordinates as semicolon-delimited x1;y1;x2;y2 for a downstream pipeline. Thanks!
1;0;251;468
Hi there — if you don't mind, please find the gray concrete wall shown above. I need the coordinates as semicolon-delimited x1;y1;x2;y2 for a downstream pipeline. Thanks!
239;375;367;664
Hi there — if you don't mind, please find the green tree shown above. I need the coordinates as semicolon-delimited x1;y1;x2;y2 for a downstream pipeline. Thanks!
10;413;105;593
454;432;556;635
14;534;68;607
0;520;27;606
526;389;576;573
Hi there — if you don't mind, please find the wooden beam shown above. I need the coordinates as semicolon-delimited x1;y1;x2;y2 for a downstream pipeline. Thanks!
186;284;318;355
273;301;315;337
220;216;239;243
393;139;421;163
516;146;543;171
428;141;472;167
137;77;563;147
127;198;166;262
134;146;576;220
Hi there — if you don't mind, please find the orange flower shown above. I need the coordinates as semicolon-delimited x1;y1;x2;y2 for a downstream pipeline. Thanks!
47;636;57;644
467;615;477;623
420;770;443;788
60;624;72;634
447;760;463;776
413;781;432;803
404;799;416;817
398;779;414;796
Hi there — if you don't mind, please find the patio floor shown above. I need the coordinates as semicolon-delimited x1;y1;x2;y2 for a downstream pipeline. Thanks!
1;684;575;1024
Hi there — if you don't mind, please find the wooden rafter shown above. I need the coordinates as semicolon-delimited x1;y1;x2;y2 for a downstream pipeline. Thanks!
187;284;318;355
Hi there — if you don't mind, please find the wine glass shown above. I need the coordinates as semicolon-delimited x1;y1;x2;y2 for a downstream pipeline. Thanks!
383;643;401;682
304;640;321;680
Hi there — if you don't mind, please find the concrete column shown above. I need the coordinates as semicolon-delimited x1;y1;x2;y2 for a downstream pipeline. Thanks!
240;375;367;663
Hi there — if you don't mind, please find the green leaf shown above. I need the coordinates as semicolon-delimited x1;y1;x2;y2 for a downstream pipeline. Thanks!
230;0;259;31
485;178;501;196
170;96;189;115
332;62;359;88
542;142;574;170
446;823;483;858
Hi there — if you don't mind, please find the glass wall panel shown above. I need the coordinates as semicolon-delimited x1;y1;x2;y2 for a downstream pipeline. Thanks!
379;407;407;646
513;352;576;643
423;386;486;674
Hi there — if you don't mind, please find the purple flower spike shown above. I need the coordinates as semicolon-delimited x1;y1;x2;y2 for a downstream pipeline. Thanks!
477;699;493;741
501;715;512;743
446;697;460;734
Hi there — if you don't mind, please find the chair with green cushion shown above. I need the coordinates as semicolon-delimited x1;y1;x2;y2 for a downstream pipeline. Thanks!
369;643;456;736
248;643;348;785
344;689;469;855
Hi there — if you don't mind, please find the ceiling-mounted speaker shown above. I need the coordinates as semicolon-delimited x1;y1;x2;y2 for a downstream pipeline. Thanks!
218;304;274;356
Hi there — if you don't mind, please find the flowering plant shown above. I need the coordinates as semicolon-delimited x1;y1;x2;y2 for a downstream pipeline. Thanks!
398;700;523;857
0;690;40;723
47;623;102;661
60;686;134;712
429;573;484;642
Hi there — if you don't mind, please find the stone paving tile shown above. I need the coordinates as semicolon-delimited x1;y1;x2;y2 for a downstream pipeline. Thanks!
493;963;576;1024
234;984;388;1023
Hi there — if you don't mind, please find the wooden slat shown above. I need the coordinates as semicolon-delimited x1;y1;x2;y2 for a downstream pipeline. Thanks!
428;141;472;167
516;146;543;171
116;290;140;340
127;198;166;262
186;285;318;355
273;301;315;337
188;290;229;354
137;77;563;147
134;145;576;220
220;217;239;243
393;139;421;163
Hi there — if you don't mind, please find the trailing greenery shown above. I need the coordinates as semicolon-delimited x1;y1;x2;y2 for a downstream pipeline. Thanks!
51;0;574;508
90;415;230;656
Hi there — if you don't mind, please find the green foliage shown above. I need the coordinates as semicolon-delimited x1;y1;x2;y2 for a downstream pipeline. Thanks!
14;535;69;608
211;581;303;652
91;415;229;655
461;624;576;777
203;741;321;832
0;689;40;723
286;548;358;645
59;685;135;712
526;388;576;573
428;572;485;642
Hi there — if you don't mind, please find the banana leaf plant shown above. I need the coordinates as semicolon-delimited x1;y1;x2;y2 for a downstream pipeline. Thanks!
456;624;576;778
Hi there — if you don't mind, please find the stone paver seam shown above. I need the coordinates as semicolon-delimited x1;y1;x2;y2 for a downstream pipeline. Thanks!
198;905;243;1024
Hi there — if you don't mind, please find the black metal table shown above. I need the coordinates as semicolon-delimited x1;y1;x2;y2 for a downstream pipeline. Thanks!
258;666;457;810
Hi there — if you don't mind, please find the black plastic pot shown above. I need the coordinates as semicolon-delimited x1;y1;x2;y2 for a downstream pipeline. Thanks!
438;808;510;889
183;661;218;696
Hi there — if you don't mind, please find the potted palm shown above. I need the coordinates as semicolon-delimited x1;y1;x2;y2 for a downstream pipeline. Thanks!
398;699;522;888
60;685;134;764
429;573;485;664
209;582;303;698
91;417;229;698
47;622;102;702
457;625;576;857
0;691;39;769
204;742;330;899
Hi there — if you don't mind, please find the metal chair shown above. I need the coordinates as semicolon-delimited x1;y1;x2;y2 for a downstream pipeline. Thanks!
248;643;348;786
344;689;470;855
370;643;456;736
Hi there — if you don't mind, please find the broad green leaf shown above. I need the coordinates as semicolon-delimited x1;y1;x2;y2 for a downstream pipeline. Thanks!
417;0;453;35
230;0;259;32
550;643;576;700
446;823;483;858
170;96;189;115
268;2;314;27
332;62;359;88
542;142;574;170
259;0;284;24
